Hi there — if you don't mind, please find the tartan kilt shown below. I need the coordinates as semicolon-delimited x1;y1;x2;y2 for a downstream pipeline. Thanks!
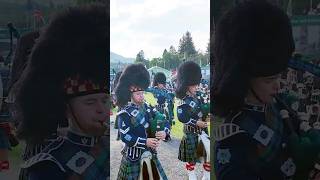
117;155;168;180
178;131;201;163
0;128;10;149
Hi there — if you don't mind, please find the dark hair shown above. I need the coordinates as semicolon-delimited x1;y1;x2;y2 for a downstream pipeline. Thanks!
153;72;166;86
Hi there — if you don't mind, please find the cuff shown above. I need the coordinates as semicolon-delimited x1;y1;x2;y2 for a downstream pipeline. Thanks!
134;137;146;149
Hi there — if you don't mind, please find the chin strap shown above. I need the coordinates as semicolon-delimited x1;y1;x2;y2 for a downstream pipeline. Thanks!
67;103;87;133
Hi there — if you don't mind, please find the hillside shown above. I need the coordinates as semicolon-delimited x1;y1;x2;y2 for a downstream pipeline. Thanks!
110;51;134;64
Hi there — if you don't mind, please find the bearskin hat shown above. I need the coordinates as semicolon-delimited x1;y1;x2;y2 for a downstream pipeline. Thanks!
16;3;108;143
175;61;201;99
212;0;295;117
115;63;150;107
153;72;166;86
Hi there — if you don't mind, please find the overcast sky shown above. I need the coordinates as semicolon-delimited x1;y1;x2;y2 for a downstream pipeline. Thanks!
110;0;210;59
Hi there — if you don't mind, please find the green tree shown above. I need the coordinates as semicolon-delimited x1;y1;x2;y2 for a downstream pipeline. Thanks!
135;50;145;64
150;57;162;67
162;49;168;69
135;50;151;68
178;31;197;59
169;45;177;54
161;48;181;70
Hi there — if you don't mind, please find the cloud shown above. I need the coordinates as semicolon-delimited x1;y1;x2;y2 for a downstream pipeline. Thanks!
111;0;210;58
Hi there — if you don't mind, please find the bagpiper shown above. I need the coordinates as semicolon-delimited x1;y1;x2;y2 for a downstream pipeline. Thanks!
17;3;109;179
212;1;319;180
112;71;123;141
115;63;169;180
175;61;210;180
146;72;175;141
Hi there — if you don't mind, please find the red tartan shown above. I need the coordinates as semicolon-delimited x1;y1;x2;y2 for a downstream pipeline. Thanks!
203;162;211;171
0;161;9;170
186;162;195;171
63;75;105;95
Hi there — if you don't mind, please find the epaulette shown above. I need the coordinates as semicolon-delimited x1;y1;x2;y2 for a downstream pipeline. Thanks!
21;152;66;172
213;123;246;141
21;137;96;175
179;96;198;108
117;104;139;117
21;137;65;171
117;109;130;116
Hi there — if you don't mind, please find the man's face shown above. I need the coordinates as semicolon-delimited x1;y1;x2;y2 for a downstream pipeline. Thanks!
131;91;144;105
157;83;165;89
67;93;109;136
188;84;198;95
250;74;281;103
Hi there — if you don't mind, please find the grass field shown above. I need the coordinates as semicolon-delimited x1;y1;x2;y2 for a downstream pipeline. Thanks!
144;92;211;139
113;92;210;140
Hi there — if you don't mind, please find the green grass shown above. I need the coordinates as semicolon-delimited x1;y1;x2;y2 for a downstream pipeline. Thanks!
9;143;23;159
144;92;210;139
144;92;185;139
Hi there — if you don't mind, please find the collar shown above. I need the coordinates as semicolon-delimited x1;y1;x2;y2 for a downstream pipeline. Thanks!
128;102;140;108
66;131;98;147
243;102;266;112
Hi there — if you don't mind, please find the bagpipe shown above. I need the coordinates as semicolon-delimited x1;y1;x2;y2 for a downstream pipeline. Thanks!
148;108;167;139
139;105;166;179
275;95;320;180
196;91;211;122
288;58;320;77
195;91;211;162
274;57;320;179
139;151;163;180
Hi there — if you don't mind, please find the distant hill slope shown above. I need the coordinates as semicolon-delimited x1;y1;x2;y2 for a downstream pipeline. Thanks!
110;51;134;64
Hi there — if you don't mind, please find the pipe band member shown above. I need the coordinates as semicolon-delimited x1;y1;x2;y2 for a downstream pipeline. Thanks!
115;64;169;180
175;61;210;180
18;4;109;179
211;1;306;180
